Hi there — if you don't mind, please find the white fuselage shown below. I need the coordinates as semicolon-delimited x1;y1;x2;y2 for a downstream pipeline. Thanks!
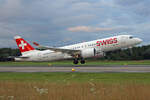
15;35;142;61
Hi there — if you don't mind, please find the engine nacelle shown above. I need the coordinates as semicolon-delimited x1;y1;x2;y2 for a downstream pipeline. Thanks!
81;48;105;58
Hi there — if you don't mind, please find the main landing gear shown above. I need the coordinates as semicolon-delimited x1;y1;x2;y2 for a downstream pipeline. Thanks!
73;57;85;64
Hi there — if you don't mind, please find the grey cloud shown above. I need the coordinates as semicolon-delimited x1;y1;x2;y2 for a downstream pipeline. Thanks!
0;0;149;47
114;0;150;17
0;39;15;48
115;0;142;6
133;2;150;17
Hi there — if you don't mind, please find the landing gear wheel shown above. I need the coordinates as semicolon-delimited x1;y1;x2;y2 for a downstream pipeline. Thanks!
80;60;85;64
80;58;85;64
73;59;78;64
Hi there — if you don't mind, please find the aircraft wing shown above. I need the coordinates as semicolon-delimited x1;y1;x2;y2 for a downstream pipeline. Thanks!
42;47;81;55
33;42;81;56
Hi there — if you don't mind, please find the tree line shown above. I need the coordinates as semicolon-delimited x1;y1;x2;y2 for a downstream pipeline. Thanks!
0;45;150;61
0;48;21;61
104;45;150;60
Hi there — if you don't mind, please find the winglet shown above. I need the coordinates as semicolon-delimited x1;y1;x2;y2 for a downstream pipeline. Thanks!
33;42;40;46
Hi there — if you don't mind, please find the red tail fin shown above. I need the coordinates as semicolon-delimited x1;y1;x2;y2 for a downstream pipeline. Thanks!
14;36;35;53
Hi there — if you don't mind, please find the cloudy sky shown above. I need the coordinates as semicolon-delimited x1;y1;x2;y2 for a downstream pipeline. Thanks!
0;0;150;48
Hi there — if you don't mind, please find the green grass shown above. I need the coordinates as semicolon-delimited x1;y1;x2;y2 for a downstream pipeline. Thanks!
0;72;150;83
1;72;150;100
1;60;150;66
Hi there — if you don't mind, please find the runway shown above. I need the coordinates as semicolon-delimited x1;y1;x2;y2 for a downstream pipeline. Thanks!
0;65;150;73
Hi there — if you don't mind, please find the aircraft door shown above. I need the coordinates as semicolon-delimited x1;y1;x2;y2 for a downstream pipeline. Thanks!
120;36;127;47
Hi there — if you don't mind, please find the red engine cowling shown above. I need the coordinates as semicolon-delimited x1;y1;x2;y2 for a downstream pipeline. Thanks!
81;48;105;58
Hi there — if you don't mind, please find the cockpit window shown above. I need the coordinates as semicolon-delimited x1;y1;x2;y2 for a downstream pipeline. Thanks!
129;36;133;39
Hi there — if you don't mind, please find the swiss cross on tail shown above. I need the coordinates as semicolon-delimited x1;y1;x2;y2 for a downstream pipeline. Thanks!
19;41;27;50
14;36;35;53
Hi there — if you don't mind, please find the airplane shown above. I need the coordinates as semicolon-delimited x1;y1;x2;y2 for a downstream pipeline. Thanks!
14;35;142;64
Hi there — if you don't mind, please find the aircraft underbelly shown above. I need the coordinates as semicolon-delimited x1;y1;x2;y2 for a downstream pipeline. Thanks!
38;52;72;61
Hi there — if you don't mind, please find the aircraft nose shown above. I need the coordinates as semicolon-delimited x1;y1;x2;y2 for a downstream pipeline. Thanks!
137;38;143;44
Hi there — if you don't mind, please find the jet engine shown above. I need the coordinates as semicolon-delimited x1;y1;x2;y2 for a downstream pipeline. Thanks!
81;48;105;58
